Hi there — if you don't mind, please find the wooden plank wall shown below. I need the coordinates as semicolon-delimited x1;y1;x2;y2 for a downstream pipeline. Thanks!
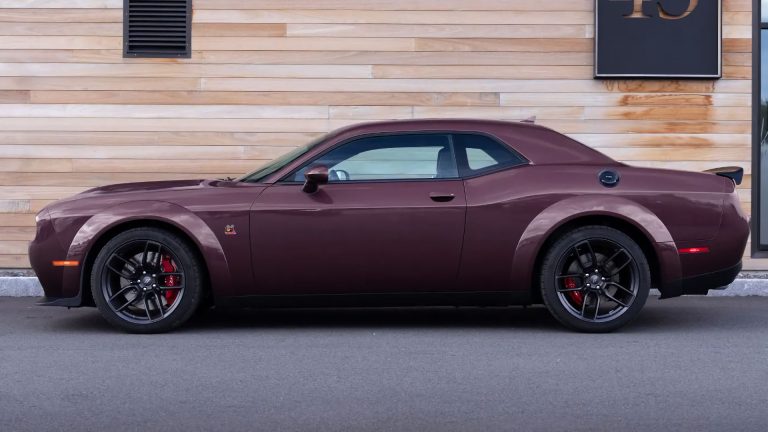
0;0;760;269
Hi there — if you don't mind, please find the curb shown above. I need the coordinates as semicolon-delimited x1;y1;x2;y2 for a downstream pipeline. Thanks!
0;277;44;297
3;276;768;297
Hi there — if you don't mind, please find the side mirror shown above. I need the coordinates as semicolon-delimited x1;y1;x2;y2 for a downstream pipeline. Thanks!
302;165;329;194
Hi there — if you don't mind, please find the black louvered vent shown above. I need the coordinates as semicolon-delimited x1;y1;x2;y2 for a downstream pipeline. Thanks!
124;0;191;58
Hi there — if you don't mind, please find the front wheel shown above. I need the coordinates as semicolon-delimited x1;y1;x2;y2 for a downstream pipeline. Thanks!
539;226;650;333
90;227;204;333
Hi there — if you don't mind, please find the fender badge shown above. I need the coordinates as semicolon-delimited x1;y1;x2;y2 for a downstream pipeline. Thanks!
224;224;237;236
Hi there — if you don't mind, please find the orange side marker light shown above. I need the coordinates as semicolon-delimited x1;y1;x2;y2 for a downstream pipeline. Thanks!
52;260;79;267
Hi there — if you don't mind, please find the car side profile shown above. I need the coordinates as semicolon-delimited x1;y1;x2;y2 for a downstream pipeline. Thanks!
29;119;749;333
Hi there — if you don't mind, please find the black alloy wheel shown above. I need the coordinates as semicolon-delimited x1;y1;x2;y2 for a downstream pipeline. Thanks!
91;227;203;333
540;226;650;332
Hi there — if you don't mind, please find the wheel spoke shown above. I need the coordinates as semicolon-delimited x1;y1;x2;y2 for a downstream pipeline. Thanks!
583;240;597;268
602;248;625;267
607;250;633;276
110;253;136;270
159;284;184;290
153;293;164;319
607;281;635;297
108;284;137;302
143;297;152;321
603;290;630;308
115;294;142;312
593;293;601;320
157;272;182;277
572;245;587;271
556;274;583;292
107;253;137;279
106;263;134;280
580;291;591;318
141;241;162;270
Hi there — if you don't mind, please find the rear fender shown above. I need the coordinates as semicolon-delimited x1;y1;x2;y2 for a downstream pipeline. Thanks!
511;195;681;293
62;201;232;302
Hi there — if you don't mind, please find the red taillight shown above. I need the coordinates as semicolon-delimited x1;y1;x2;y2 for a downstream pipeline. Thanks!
678;247;710;254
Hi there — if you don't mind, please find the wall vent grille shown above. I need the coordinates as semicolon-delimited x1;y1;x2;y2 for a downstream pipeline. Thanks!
124;0;191;58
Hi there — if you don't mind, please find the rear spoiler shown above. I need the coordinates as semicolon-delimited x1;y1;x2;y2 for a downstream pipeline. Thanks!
704;166;743;185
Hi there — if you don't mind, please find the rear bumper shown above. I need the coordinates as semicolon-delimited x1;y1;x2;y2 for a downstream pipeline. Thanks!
659;261;741;299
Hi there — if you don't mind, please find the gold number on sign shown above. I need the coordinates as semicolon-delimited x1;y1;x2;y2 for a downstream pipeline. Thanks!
658;0;699;20
610;0;699;20
622;0;652;18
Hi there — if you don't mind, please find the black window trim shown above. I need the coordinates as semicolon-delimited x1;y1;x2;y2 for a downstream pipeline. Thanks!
452;132;530;179
276;130;530;185
123;0;192;59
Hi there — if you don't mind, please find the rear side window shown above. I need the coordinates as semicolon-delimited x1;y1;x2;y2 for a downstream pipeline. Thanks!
453;134;526;176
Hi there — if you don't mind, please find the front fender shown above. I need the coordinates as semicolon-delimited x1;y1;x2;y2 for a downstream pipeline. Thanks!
510;195;681;294
61;201;232;301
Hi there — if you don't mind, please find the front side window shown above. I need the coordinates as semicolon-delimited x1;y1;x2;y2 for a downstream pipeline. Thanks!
289;134;458;182
453;134;527;176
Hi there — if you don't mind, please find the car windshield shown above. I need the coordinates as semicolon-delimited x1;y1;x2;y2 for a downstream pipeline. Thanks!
238;133;329;183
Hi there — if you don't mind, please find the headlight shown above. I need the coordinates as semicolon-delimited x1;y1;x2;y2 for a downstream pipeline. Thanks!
35;208;50;224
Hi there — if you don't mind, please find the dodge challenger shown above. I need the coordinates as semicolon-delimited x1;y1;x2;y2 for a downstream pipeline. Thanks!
29;119;749;333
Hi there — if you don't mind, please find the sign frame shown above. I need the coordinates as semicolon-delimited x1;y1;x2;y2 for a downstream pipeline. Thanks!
594;0;722;79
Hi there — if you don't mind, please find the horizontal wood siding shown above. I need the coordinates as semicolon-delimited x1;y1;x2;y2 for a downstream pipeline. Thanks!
0;0;761;269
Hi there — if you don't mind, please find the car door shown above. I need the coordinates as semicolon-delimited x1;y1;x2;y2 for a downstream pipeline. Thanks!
249;133;467;295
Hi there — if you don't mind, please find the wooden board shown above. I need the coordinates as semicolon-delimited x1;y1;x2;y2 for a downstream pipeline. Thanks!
0;0;760;268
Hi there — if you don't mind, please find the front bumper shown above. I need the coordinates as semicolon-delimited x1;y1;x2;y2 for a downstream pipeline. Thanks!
659;261;742;299
29;208;87;307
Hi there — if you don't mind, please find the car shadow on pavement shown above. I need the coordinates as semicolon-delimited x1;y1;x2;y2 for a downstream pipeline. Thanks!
45;297;765;334
186;305;565;332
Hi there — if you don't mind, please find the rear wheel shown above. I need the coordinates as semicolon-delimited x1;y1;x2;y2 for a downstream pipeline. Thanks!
90;227;203;333
540;226;650;333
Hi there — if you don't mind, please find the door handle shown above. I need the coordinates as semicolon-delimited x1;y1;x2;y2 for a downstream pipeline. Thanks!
429;193;456;203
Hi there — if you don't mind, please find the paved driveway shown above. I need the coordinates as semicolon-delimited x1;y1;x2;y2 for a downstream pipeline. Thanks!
0;297;766;432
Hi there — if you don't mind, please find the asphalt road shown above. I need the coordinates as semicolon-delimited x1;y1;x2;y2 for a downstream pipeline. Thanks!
0;297;767;432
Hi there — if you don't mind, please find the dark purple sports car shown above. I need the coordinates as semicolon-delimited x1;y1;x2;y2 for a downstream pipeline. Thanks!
29;119;749;333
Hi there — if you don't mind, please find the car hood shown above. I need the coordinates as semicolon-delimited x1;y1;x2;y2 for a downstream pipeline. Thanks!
80;179;211;196
47;179;232;211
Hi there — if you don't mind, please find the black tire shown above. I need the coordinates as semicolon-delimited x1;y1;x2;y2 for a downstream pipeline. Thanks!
540;226;650;333
90;227;204;333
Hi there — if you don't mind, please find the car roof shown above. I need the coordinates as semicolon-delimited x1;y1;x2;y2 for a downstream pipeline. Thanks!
326;119;617;167
331;118;544;135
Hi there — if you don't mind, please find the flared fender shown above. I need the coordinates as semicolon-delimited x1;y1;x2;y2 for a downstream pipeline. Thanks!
63;201;232;300
510;195;682;293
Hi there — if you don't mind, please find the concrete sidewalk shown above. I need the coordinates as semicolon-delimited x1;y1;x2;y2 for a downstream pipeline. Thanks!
3;271;768;297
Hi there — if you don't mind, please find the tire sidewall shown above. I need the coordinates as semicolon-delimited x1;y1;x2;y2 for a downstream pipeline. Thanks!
540;226;651;333
90;227;203;334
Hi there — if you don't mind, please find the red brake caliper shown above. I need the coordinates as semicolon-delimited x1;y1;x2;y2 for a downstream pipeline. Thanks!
160;255;179;305
564;277;584;306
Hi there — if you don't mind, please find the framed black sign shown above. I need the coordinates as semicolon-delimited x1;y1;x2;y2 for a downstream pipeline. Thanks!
595;0;722;78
